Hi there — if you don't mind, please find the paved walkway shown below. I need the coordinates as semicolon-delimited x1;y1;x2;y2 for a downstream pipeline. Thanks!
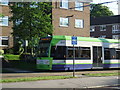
2;76;119;88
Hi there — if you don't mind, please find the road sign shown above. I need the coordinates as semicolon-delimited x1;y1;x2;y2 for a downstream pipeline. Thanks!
72;36;77;45
71;36;77;77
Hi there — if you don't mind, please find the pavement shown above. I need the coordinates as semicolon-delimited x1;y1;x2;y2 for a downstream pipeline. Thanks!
2;76;119;89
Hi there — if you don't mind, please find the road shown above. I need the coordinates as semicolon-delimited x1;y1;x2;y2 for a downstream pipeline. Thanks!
2;76;119;88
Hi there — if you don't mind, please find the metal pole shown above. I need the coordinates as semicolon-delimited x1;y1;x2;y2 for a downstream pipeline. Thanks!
25;40;28;60
73;44;75;77
97;47;98;67
118;35;120;49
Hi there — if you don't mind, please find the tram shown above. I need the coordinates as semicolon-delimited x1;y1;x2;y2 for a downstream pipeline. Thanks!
36;35;120;70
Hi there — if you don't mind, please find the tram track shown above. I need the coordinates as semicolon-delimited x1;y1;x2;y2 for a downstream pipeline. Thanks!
2;68;119;79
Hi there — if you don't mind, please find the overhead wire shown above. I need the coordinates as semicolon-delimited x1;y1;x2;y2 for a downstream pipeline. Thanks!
69;0;118;9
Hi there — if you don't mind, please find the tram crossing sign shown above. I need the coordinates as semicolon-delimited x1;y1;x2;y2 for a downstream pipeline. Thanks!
72;36;77;45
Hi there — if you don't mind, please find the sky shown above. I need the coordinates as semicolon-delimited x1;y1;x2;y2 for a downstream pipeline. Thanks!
92;0;118;15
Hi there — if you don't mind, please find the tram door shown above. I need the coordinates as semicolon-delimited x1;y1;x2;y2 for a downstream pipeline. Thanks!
93;46;103;67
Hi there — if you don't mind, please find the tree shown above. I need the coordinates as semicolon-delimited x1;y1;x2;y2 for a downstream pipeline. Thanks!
10;2;53;55
0;14;4;17
90;4;114;17
0;14;4;25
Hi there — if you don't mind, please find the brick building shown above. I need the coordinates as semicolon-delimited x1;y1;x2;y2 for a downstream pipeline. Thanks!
0;1;13;50
90;15;120;39
0;0;92;50
52;0;92;37
118;0;120;15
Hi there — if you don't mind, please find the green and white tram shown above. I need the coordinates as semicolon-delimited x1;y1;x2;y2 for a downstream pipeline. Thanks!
37;35;120;70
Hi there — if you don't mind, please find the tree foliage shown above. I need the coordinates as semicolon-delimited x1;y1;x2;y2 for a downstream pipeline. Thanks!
90;4;114;17
10;2;53;39
10;2;53;54
0;14;4;17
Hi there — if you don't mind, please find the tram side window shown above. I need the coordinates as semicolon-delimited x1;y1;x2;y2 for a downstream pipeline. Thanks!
104;48;110;59
80;47;91;59
104;48;117;60
67;47;91;59
51;46;66;59
116;49;120;59
67;47;79;58
75;47;80;57
110;48;116;59
67;47;73;58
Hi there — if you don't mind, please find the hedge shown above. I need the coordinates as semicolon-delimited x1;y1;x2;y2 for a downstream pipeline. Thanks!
4;54;20;60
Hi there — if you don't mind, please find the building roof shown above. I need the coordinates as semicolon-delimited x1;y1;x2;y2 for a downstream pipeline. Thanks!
90;15;120;25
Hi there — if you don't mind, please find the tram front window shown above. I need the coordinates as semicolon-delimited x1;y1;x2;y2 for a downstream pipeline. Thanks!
38;43;50;57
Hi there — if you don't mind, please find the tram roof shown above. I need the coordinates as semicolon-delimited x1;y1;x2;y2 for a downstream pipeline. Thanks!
52;35;120;43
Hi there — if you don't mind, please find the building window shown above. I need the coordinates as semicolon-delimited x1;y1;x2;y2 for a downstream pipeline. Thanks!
99;35;106;38
75;19;84;28
60;17;69;27
0;16;8;26
112;35;119;39
75;1;83;11
100;25;106;31
112;24;120;33
60;0;68;9
0;36;8;46
0;0;8;5
90;26;95;32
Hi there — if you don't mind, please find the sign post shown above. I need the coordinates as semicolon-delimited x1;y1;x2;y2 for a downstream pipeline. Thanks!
71;36;77;77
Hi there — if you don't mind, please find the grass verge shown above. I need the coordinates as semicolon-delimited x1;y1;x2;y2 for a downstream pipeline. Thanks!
1;76;74;83
84;72;119;77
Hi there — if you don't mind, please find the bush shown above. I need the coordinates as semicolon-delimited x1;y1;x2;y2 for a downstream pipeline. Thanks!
4;54;20;60
0;50;4;55
4;48;14;54
20;53;31;59
20;53;36;63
